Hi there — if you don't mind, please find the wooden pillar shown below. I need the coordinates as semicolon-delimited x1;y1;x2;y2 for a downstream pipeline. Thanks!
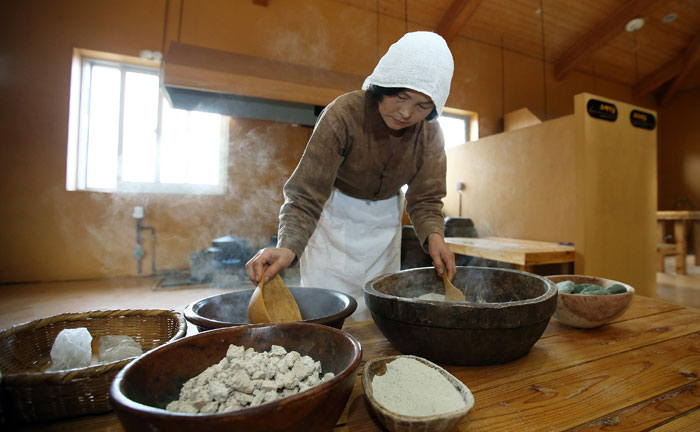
574;93;658;297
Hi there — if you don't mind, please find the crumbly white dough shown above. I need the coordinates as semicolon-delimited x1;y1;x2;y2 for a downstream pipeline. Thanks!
371;357;466;416
416;292;446;301
166;344;334;414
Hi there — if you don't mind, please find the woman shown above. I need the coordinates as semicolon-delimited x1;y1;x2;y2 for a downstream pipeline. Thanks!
246;31;456;320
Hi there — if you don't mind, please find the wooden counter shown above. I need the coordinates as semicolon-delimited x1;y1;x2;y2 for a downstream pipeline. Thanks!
11;295;700;431
445;237;575;273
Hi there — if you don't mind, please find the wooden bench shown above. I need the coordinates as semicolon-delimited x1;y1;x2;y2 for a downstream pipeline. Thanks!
657;210;700;274
657;242;677;272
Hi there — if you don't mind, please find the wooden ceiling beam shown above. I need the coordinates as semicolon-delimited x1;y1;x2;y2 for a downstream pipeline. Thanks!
553;0;663;80
435;0;483;44
633;58;683;97
658;30;700;106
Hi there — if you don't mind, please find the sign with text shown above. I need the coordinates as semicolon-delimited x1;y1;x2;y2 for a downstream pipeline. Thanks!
630;109;656;130
587;99;618;122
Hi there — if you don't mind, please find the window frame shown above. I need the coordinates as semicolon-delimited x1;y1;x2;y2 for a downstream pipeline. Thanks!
66;48;229;195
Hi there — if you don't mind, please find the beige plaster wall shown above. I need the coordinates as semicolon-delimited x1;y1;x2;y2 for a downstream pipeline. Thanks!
445;116;576;243
0;0;692;282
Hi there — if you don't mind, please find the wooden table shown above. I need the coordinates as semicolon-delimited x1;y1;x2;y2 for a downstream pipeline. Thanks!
15;296;700;432
445;236;575;273
657;210;700;275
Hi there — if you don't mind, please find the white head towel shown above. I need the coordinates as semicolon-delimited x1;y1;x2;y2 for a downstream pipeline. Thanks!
362;31;454;119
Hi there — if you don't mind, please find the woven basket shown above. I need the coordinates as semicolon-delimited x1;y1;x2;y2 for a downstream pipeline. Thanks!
0;309;186;423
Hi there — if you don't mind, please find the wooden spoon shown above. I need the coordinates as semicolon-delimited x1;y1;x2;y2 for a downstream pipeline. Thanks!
443;273;466;302
248;266;303;323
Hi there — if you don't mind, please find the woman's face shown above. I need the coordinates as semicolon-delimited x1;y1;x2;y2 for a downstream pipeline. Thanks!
378;89;435;134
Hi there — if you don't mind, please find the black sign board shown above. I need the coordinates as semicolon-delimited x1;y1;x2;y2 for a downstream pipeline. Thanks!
630;109;656;130
587;99;618;122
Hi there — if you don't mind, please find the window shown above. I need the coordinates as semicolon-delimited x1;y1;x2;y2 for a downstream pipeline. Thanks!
438;115;468;148
66;49;228;194
438;107;478;149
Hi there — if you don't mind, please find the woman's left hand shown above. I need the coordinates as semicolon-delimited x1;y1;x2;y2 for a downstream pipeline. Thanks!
427;233;456;279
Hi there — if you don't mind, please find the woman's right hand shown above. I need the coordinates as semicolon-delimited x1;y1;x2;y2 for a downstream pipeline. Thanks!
245;247;296;285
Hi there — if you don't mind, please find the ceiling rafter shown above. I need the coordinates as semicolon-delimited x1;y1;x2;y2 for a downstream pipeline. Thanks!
553;0;663;80
633;58;683;97
435;0;483;44
658;29;700;106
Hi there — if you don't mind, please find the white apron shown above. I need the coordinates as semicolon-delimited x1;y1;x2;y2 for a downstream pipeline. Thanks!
299;188;403;321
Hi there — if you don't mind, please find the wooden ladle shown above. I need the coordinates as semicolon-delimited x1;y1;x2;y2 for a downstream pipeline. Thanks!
443;273;466;302
247;266;303;323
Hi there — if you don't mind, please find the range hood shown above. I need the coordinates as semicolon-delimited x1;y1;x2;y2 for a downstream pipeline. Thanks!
162;42;364;126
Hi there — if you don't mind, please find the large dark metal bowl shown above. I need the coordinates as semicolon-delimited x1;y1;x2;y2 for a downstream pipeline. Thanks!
184;287;357;331
110;323;362;432
364;266;557;365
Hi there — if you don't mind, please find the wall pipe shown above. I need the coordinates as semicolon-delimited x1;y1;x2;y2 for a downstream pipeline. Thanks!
133;206;157;275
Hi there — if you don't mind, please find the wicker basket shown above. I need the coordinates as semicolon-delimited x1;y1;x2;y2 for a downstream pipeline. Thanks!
0;309;186;423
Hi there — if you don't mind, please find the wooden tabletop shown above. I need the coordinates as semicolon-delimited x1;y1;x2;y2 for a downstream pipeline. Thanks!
445;237;575;270
15;296;700;431
335;296;700;431
657;210;700;221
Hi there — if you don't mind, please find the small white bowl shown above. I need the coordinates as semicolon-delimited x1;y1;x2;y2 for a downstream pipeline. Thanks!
547;275;635;328
361;355;474;432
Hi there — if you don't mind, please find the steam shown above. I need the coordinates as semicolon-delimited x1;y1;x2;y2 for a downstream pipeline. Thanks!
270;3;332;70
45;117;309;280
226;121;300;246
46;186;138;276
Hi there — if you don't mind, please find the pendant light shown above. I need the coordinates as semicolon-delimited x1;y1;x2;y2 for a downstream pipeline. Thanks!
539;0;548;120
404;0;408;33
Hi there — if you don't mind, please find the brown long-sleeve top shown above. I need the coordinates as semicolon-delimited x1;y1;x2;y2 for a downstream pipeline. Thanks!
277;90;447;259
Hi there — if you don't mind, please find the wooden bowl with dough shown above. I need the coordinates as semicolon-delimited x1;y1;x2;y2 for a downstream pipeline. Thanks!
361;355;474;432
184;287;357;331
364;267;557;365
110;322;361;432
546;275;634;328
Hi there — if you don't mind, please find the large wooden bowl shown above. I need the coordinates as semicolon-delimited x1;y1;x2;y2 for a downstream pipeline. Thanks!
362;355;474;432
546;275;634;328
184;287;357;331
364;266;557;365
110;323;362;432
